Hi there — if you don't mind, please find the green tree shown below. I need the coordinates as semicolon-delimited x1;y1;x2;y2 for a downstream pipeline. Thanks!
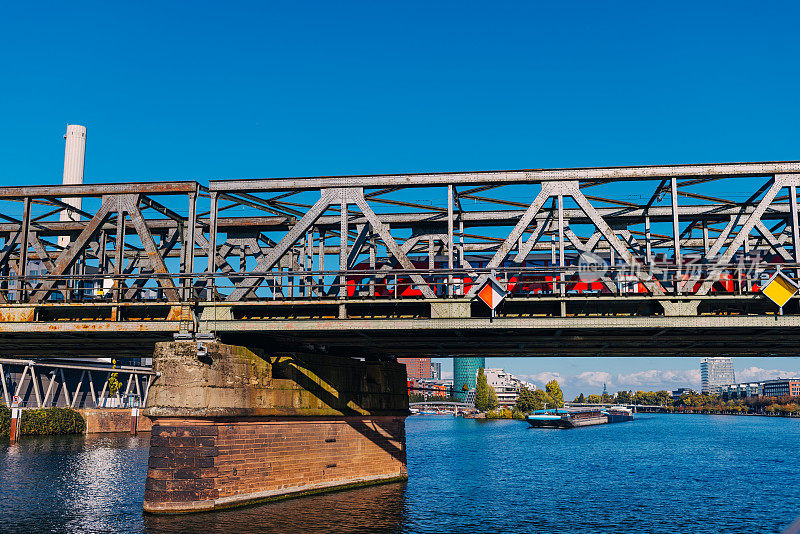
487;383;499;412
517;386;537;412
655;390;671;406
587;394;601;404
531;389;552;410
615;390;631;404
573;393;587;404
409;393;425;403
474;368;490;411
545;380;564;408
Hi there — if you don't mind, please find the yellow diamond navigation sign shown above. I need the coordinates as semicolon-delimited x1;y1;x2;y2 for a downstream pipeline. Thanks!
761;271;798;309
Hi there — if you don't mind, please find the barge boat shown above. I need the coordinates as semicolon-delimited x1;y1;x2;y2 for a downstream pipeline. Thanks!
525;406;634;429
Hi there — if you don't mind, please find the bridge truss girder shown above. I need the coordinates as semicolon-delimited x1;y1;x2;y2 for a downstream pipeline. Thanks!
1;161;800;357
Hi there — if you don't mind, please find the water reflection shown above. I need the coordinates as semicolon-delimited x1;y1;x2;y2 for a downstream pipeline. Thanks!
0;434;149;534
144;483;408;534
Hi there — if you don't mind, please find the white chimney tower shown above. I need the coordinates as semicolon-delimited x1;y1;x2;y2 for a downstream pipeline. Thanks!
59;124;86;247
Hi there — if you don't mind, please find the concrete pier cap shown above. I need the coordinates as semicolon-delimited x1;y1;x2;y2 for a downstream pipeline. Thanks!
142;341;409;514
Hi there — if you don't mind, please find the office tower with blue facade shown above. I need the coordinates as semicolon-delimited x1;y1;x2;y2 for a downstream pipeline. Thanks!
453;357;486;401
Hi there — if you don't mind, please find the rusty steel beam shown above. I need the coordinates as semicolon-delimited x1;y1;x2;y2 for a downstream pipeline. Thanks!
209;161;800;192
0;181;200;199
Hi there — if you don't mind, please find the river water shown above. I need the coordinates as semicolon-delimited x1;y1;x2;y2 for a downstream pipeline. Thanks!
0;414;798;533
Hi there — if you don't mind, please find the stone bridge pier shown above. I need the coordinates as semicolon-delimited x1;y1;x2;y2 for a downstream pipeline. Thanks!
142;341;409;513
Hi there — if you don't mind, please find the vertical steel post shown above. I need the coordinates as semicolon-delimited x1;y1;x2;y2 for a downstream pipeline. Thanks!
339;190;347;298
702;220;709;254
645;215;652;264
557;194;565;297
185;190;197;300
369;231;376;297
307;230;314;297
338;191;348;318
790;184;800;281
208;192;218;299
671;177;681;294
20;197;30;302
113;200;125;310
319;230;326;296
447;185;454;297
458;218;465;267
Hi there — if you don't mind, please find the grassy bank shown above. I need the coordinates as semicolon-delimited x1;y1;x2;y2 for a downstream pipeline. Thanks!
0;406;86;438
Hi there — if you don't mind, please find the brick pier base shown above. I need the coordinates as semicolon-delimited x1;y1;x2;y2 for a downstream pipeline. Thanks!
144;416;407;513
142;342;409;514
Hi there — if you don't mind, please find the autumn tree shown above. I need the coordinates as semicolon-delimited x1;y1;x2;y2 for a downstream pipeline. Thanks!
545;380;564;408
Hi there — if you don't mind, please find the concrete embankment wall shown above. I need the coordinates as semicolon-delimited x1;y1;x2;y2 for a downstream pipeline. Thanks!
78;408;152;433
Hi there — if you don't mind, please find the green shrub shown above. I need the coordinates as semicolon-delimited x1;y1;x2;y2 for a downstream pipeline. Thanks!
486;408;526;420
0;406;9;437
0;406;85;437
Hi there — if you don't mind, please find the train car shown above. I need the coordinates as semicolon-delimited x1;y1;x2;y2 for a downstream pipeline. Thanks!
343;249;783;299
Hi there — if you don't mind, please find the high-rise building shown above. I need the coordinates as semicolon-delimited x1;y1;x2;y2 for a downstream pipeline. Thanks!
453;357;485;401
700;357;735;394
430;362;442;380
397;358;432;380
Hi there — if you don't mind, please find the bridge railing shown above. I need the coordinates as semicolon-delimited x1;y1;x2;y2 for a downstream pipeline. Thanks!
1;262;796;305
0;358;157;409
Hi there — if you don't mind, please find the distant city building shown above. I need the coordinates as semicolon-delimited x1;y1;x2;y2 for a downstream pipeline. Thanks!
484;368;534;407
700;357;735;394
431;362;442;380
719;382;762;400
453;357;485;402
417;379;450;398
761;378;800;398
397;357;432;380
463;388;476;406
671;387;695;399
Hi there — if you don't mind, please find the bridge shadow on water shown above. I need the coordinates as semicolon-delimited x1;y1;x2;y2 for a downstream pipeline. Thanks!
143;481;408;534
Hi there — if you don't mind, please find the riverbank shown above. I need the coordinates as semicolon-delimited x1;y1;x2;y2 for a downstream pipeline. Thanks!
1;407;152;438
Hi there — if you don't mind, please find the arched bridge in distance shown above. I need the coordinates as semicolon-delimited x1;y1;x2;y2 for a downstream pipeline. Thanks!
2;160;800;359
3;160;800;513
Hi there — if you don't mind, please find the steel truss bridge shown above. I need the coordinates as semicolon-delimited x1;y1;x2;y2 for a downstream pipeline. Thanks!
2;161;800;358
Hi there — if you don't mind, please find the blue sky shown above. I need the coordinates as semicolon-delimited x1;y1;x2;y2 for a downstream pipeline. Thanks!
2;1;800;396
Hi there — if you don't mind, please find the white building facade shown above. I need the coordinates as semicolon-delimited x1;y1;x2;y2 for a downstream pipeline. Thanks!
484;368;535;407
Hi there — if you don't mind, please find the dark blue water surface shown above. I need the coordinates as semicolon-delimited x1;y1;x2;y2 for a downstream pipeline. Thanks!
0;414;798;533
